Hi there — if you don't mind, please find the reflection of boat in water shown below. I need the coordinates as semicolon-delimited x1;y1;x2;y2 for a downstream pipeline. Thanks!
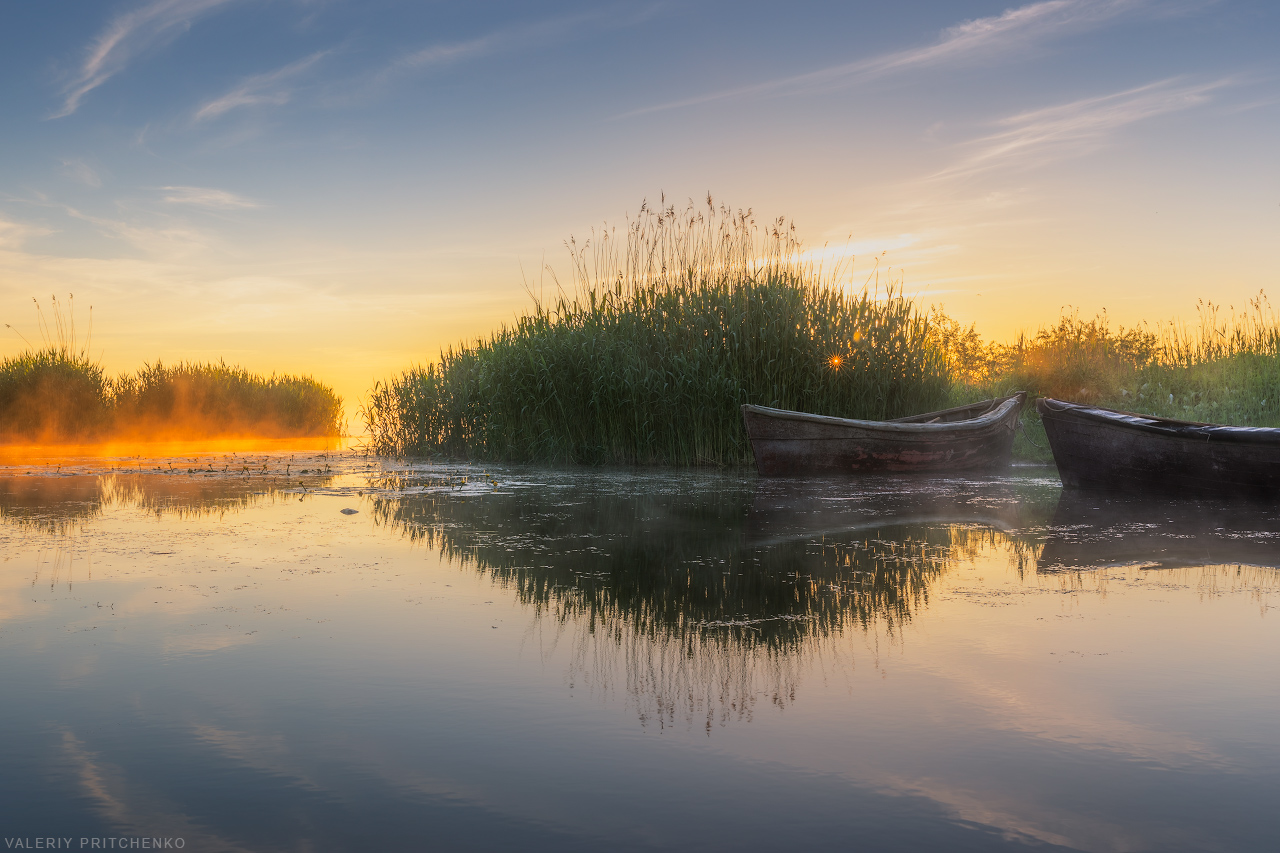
1038;397;1280;497
741;393;1027;476
1038;491;1280;572
746;474;1056;547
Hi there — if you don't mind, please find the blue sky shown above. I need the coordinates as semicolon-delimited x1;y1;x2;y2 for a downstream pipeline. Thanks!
2;0;1278;407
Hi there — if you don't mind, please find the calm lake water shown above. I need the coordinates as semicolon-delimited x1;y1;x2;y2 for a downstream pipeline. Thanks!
2;453;1279;852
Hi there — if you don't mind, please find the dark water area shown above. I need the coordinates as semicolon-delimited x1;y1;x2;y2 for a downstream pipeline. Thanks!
1;455;1278;852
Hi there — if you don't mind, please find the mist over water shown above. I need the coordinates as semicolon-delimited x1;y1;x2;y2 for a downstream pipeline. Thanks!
2;457;1279;851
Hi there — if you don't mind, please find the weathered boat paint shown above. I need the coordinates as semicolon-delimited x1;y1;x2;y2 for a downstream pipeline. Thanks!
1037;397;1280;498
741;392;1027;477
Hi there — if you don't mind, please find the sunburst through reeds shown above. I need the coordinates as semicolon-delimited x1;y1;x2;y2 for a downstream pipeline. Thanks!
364;196;950;464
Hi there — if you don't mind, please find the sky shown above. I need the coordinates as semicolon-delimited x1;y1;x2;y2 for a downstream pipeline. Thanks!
1;0;1278;415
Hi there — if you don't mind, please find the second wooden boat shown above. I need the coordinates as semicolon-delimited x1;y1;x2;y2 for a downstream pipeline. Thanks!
741;392;1027;477
1037;397;1280;497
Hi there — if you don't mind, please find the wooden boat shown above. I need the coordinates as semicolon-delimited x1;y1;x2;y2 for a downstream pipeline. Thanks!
1037;397;1280;498
741;392;1027;477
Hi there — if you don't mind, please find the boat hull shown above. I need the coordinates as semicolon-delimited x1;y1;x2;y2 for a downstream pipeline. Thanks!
1037;398;1280;498
742;394;1026;477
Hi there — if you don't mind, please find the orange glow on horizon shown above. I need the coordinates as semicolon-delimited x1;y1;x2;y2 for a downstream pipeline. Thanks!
0;436;348;465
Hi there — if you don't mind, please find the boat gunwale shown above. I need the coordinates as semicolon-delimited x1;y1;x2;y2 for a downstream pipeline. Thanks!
741;393;1025;435
1037;398;1280;446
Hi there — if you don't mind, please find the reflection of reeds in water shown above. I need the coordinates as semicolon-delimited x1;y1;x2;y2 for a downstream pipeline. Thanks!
565;612;806;731
98;473;292;521
0;470;338;534
0;475;104;535
373;489;967;645
29;541;88;591
1034;562;1280;616
563;530;970;731
951;524;1042;577
372;483;1034;727
1177;564;1280;611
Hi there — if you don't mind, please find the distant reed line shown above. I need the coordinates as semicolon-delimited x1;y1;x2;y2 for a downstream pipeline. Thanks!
0;300;343;443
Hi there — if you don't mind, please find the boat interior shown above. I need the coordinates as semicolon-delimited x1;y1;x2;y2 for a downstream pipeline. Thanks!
889;392;1024;425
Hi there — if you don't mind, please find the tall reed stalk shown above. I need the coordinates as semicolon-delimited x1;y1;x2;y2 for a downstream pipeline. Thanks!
366;198;950;464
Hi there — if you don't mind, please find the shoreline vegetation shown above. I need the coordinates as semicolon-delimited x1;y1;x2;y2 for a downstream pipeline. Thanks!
367;198;1280;466
9;203;1278;464
0;299;343;443
0;350;344;444
936;292;1280;463
364;199;950;464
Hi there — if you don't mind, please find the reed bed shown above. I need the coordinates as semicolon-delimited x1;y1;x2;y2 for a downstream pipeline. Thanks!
0;348;111;441
0;300;343;442
0;352;344;443
938;292;1280;461
365;198;950;463
111;361;344;439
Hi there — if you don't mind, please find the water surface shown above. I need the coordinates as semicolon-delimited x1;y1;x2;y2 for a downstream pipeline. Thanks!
2;453;1278;851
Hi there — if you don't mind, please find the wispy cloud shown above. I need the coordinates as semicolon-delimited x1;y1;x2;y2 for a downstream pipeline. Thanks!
936;77;1231;180
12;192;228;258
387;33;505;75
1222;92;1280;114
61;159;103;188
54;0;239;119
193;51;330;121
160;186;260;208
63;204;220;260
0;218;53;250
614;0;1151;119
369;4;664;89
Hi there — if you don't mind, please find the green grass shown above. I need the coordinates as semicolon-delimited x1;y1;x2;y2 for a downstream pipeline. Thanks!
372;196;1280;467
112;361;344;439
4;291;346;443
368;188;1280;468
365;198;950;463
0;350;343;443
937;293;1280;463
0;348;110;441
